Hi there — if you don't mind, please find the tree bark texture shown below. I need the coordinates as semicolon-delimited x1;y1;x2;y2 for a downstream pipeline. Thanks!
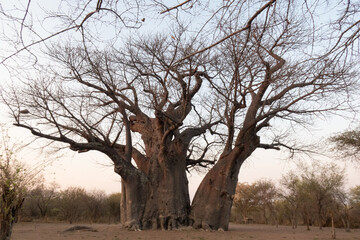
118;148;190;230
0;220;13;240
141;152;190;230
119;175;147;230
0;198;24;240
190;133;259;230
117;117;191;230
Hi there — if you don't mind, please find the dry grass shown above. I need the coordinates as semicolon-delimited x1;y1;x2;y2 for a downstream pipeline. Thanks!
11;222;360;240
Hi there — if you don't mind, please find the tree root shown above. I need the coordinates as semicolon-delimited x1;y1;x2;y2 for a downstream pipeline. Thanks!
141;214;189;230
191;218;219;231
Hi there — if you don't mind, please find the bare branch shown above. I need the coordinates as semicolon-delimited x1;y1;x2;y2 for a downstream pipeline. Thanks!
160;0;193;14
173;0;276;64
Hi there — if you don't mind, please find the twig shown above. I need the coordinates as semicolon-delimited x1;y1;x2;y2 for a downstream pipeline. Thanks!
160;0;192;14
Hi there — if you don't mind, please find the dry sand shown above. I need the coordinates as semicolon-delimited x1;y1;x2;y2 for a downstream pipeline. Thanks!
11;222;360;240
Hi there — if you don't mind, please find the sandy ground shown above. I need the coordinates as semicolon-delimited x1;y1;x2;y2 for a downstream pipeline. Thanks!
11;222;360;240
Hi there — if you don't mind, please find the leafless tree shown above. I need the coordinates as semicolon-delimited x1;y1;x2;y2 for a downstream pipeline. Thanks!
190;1;357;229
1;0;359;231
25;183;59;219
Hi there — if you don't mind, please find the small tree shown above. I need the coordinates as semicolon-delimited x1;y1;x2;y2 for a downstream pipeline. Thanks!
0;127;39;240
21;183;59;220
85;190;106;223
233;180;278;225
106;193;121;223
349;186;360;228
330;127;360;164
302;163;345;230
58;187;88;224
281;162;346;230
280;172;301;229
255;180;278;225
233;183;260;224
333;189;352;232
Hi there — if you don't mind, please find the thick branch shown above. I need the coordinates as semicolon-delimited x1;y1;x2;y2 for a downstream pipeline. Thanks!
180;120;221;145
258;143;280;150
186;158;215;168
121;108;132;162
13;123;139;180
114;144;150;175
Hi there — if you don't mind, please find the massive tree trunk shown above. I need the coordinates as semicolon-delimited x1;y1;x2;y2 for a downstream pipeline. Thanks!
118;175;148;230
118;145;190;230
141;152;190;230
189;53;280;230
190;134;259;230
118;115;191;230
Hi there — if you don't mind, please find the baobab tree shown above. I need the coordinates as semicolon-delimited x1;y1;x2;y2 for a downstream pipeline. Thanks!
1;0;359;231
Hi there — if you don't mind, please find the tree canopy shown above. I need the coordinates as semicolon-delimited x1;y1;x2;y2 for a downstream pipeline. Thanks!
232;163;360;230
1;0;360;231
331;127;360;161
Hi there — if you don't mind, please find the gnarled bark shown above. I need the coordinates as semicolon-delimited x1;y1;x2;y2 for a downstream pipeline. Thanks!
119;151;190;230
118;115;191;230
141;155;190;230
119;175;148;230
119;161;190;230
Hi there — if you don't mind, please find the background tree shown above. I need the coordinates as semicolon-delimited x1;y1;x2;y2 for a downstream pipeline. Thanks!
232;180;278;225
58;187;89;224
0;127;41;240
106;193;121;223
20;187;121;223
255;180;278;225
296;180;316;230
280;172;302;229
21;183;59;220
330;127;360;163
272;199;292;226
301;163;345;230
280;162;347;230
85;190;107;223
232;182;260;224
333;189;352;232
233;164;357;230
349;186;360;228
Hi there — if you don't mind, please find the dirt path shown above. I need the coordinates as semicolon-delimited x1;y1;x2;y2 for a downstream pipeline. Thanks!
11;222;360;240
